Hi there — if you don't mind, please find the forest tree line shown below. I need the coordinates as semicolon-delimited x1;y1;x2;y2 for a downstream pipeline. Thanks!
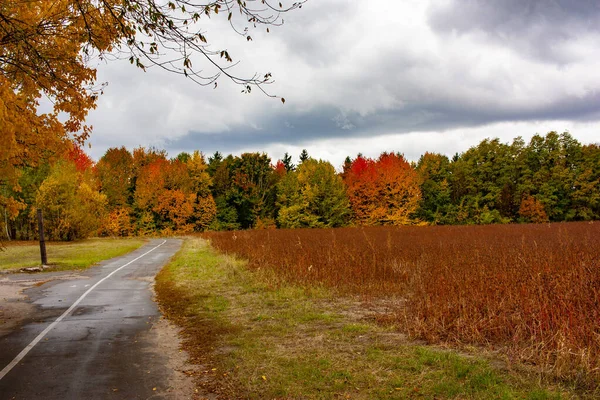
1;131;599;240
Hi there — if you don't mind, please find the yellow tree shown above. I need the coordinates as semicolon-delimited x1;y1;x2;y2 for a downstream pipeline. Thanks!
186;151;217;230
35;161;107;240
154;190;196;233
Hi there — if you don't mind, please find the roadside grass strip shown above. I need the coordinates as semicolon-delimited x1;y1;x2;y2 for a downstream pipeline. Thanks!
156;238;580;399
0;238;146;271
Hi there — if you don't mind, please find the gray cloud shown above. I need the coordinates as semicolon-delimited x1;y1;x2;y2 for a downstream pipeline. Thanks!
163;87;600;157
87;0;600;163
428;0;600;63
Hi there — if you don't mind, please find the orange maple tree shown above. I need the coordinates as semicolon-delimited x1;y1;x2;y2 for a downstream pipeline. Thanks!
134;157;169;212
519;194;549;223
154;189;196;233
344;153;422;226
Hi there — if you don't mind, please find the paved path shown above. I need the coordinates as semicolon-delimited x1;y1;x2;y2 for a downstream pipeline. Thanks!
0;239;183;399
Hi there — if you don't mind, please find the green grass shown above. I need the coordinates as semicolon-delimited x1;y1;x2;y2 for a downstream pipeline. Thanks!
155;238;583;399
0;238;146;271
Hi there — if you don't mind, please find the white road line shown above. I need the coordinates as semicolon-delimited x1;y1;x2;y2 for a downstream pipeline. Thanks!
0;240;167;381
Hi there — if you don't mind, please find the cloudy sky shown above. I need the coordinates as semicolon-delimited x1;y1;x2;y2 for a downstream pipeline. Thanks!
86;0;600;168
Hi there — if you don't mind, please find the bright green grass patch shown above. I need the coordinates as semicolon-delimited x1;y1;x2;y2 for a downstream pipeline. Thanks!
156;238;578;399
0;238;146;271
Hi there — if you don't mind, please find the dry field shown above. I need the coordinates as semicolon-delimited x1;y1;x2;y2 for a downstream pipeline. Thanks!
201;222;600;388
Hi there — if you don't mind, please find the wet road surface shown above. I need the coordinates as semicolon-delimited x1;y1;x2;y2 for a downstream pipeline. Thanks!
0;239;183;399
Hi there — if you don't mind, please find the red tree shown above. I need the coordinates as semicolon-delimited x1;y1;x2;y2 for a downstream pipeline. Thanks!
67;144;94;173
344;153;422;225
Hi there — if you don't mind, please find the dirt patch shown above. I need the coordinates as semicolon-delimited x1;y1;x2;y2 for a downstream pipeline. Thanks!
0;273;84;338
0;280;36;338
144;316;214;400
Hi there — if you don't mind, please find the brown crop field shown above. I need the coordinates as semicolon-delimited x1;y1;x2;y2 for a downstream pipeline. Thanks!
201;222;600;388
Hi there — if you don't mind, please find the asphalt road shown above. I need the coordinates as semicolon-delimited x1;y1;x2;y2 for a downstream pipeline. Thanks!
0;239;183;399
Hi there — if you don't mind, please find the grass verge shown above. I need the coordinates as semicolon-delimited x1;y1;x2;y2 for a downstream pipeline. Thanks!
0;237;146;272
156;238;586;399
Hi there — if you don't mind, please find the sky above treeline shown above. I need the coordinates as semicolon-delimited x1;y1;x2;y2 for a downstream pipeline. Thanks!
86;0;600;168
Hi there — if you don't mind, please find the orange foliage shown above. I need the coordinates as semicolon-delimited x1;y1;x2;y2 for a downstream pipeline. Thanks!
154;189;195;233
131;148;216;233
193;195;217;231
1;0;126;213
344;153;422;225
519;194;549;223
134;157;169;210
100;207;134;237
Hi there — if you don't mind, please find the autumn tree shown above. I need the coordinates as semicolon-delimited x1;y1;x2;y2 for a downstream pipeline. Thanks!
518;194;549;223
1;0;303;106
132;150;185;233
36;161;107;240
101;207;134;237
1;162;52;240
341;155;373;223
186;151;217;230
154;189;196;233
150;157;197;233
1;0;121;223
343;153;422;226
274;160;287;177
1;143;102;240
134;155;169;214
